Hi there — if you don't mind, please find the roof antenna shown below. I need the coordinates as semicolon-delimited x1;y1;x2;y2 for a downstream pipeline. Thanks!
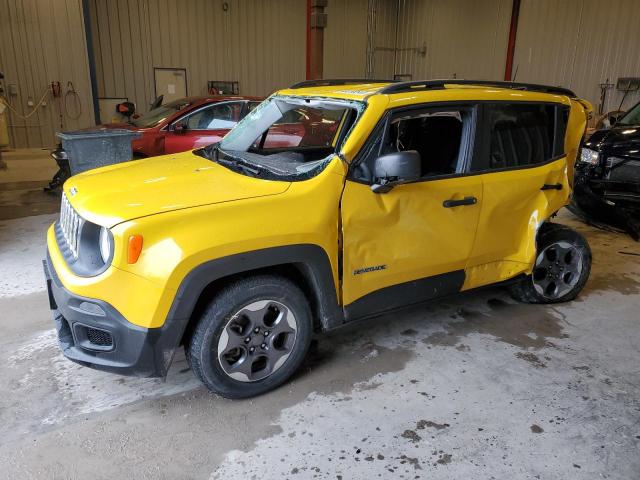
512;64;519;82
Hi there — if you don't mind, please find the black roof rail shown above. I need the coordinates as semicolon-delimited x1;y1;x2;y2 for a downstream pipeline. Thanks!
378;79;576;97
289;78;397;89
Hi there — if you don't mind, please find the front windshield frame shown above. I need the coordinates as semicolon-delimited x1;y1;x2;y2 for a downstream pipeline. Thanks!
130;99;192;128
617;102;640;126
208;95;365;181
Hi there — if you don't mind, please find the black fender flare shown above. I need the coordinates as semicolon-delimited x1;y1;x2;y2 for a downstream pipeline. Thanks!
154;244;344;372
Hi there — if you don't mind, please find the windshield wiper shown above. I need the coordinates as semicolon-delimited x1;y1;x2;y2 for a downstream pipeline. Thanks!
216;156;261;176
197;144;262;176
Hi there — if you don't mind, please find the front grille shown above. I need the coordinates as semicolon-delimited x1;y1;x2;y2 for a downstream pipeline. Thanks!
86;327;113;347
605;157;640;183
59;193;83;259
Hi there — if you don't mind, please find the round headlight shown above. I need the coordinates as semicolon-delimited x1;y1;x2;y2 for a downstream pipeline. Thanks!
99;227;113;264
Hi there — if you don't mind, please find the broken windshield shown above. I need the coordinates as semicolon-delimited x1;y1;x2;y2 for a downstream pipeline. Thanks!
203;96;363;180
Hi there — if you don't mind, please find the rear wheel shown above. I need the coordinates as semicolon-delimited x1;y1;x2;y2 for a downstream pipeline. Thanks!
509;223;591;304
186;275;312;398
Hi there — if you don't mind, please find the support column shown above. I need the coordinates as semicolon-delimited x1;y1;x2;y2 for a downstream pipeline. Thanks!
306;0;327;80
504;0;521;81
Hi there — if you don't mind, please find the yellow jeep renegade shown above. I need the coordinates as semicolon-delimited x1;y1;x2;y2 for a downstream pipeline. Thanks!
45;79;592;398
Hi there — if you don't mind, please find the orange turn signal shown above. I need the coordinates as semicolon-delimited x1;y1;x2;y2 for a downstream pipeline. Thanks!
127;235;143;264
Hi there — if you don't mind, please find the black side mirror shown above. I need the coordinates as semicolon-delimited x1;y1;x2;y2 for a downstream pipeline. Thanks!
371;150;421;193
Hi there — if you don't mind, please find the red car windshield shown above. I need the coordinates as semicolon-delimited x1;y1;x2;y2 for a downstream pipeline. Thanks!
131;99;193;128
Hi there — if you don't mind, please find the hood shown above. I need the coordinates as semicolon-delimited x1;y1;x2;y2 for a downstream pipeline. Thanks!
586;125;640;159
64;152;290;227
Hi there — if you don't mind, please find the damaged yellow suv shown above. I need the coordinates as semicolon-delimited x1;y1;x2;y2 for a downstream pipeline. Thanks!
45;79;592;398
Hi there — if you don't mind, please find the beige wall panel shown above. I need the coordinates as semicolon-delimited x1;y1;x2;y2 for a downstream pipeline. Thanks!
324;0;369;78
336;0;511;82
393;0;511;81
371;0;400;78
514;0;640;112
0;0;94;148
89;0;306;114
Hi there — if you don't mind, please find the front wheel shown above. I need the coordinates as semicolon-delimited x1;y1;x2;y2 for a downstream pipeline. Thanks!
186;275;313;399
509;223;592;304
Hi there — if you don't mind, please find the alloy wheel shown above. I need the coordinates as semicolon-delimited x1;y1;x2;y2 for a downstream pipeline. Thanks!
532;241;583;299
217;300;298;382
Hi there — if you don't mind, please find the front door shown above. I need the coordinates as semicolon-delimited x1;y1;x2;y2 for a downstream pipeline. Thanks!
341;104;482;319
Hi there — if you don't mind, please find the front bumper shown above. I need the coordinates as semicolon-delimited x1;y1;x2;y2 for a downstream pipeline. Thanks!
574;166;640;212
44;254;171;377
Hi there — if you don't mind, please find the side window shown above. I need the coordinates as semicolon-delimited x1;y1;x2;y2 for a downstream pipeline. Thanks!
352;107;473;182
184;102;242;130
478;103;556;171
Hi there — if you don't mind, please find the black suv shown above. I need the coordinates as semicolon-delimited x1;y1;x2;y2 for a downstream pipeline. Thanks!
573;101;640;239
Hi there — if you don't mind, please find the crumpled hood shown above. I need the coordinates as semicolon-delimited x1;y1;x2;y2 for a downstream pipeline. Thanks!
64;152;290;227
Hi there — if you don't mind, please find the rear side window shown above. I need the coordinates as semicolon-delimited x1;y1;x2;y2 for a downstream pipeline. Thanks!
473;103;558;171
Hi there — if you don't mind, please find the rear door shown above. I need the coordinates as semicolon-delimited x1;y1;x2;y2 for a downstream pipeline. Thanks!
164;101;245;153
465;102;570;289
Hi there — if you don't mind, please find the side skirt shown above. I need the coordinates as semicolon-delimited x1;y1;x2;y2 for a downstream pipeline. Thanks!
342;270;466;322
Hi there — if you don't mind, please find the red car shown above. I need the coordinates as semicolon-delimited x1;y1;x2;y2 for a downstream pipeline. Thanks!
46;96;341;190
122;95;263;157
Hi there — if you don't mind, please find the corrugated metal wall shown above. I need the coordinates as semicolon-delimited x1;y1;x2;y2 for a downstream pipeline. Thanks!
514;0;640;114
88;0;306;113
0;0;94;148
324;0;369;78
369;0;401;79
391;0;511;81
328;0;511;82
3;0;640;148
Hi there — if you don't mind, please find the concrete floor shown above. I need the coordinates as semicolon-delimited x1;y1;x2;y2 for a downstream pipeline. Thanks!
0;148;60;220
1;149;639;479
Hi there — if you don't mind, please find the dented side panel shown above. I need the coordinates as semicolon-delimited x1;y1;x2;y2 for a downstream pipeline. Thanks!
463;158;570;290
341;176;482;306
463;99;589;291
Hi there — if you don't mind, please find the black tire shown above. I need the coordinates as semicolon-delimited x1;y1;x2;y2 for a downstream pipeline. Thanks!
186;275;313;399
509;223;591;304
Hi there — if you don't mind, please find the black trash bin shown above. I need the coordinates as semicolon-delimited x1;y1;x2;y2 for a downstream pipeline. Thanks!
56;128;141;175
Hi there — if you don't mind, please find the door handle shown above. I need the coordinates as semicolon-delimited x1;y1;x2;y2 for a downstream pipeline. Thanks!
541;183;563;191
443;196;477;208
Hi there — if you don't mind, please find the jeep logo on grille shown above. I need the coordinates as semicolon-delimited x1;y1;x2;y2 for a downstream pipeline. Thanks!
69;187;78;197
